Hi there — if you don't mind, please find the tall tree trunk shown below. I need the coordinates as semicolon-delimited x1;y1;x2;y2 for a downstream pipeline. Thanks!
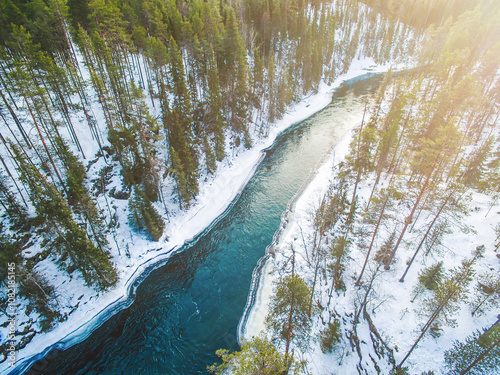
399;188;455;282
0;87;31;147
355;264;381;324
24;97;67;195
385;163;435;270
285;248;296;361
351;104;367;204
0;67;19;109
356;193;390;286
0;143;28;206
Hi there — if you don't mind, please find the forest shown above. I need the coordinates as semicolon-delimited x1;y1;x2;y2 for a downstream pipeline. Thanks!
0;0;499;373
209;1;500;374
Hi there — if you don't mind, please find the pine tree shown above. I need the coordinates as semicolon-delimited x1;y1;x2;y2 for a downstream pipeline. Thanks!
128;185;165;241
205;48;226;163
0;231;60;329
0;173;27;228
399;186;459;282
356;187;397;286
463;138;493;190
319;319;342;353
12;145;117;290
469;273;500;317
314;172;350;236
162;36;199;205
7;25;68;191
208;336;305;375
165;107;199;207
168;36;192;118
398;254;478;368
411;261;444;303
266;274;312;360
369;89;409;199
445;323;500;375
251;48;264;110
345;108;377;205
354;232;396;324
128;81;161;201
221;7;251;147
266;55;277;125
55;137;109;251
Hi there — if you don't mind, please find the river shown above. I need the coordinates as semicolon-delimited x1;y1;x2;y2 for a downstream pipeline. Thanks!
20;73;383;375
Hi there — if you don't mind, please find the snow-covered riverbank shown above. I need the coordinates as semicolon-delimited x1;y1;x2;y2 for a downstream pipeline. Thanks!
240;80;500;374
1;58;399;375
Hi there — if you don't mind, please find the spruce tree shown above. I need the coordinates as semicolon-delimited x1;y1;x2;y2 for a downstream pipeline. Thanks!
55;137;109;251
205;49;226;163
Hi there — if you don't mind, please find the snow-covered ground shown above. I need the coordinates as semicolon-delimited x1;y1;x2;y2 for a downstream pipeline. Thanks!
241;101;500;374
0;57;401;375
